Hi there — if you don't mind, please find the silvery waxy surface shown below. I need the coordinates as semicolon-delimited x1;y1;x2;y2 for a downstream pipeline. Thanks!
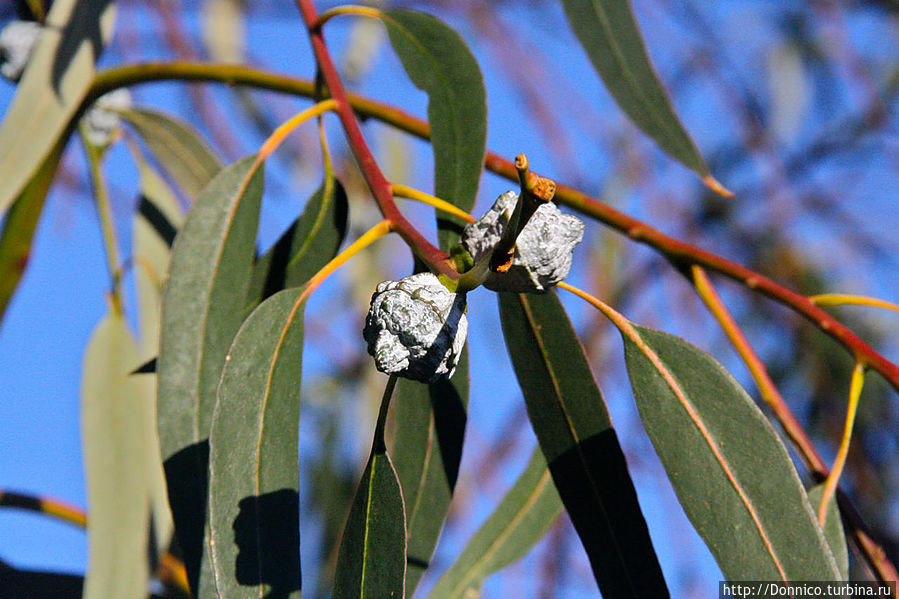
83;88;132;147
363;272;468;383
0;20;41;82
461;190;585;292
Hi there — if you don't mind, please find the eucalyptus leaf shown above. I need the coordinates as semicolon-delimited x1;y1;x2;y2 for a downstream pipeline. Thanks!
208;288;306;599
389;350;468;594
120;107;223;200
248;175;348;306
81;310;152;599
620;323;840;580
808;485;849;581
380;8;487;248
498;291;668;597
334;380;406;599
0;137;65;325
0;0;116;216
426;448;562;599
157;154;264;595
560;0;710;178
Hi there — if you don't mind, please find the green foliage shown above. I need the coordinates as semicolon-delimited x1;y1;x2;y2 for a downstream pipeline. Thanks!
499;291;668;596
560;0;710;178
621;323;841;580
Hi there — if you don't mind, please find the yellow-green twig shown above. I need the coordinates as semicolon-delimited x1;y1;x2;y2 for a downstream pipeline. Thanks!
258;99;338;160
80;129;122;312
390;184;476;224
314;5;382;29
299;219;393;304
810;294;899;315
818;361;866;526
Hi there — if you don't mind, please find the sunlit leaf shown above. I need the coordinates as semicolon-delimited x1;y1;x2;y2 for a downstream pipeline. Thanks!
560;0;711;179
0;0;116;217
208;288;306;599
157;154;264;595
498;291;668;597
426;448;562;599
248;175;348;305
389;350;468;594
808;484;848;581
334;380;406;599
620;323;840;580
120;107;223;200
201;0;246;64
81;310;152;599
380;8;487;248
0;137;65;325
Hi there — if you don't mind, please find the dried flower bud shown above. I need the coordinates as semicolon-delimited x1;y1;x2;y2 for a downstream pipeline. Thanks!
0;21;41;82
460;191;585;292
83;88;132;147
363;272;467;383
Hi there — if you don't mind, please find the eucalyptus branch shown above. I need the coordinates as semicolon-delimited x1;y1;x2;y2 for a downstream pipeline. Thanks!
86;61;899;391
294;0;457;280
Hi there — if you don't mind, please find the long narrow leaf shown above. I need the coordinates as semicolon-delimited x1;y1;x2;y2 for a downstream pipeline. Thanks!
0;0;116;216
208;288;306;599
81;310;152;599
498;290;668;597
389;350;468;594
0;137;66;325
247;176;348;305
334;379;407;599
120;107;223;200
808;484;848;580
380;8;487;248
620;323;840;580
561;0;711;179
157;154;264;595
426;448;562;599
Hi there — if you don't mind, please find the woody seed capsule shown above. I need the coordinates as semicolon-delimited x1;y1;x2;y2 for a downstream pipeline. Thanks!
363;272;467;383
461;190;585;292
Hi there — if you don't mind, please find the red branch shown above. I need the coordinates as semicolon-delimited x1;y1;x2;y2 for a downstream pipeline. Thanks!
294;0;455;279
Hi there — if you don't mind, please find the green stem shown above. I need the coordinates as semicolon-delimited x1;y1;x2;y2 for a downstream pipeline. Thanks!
80;128;122;311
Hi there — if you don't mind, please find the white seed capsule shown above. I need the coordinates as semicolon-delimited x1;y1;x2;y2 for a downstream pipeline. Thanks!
83;88;132;147
461;190;585;292
363;272;468;383
0;20;41;82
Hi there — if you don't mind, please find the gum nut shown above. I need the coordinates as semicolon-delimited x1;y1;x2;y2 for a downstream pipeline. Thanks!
460;191;585;292
363;272;468;383
83;88;133;147
0;21;41;82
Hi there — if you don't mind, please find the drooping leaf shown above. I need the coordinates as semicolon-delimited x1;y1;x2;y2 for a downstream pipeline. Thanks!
389;349;468;594
560;0;711;179
208;288;306;599
81;310;152;599
0;136;65;325
808;484;849;580
334;379;406;599
157;154;264;595
120;107;223;200
426;448;562;599
247;176;348;306
0;0;116;217
498;291;668;597
620;322;840;580
380;8;487;248
201;0;247;64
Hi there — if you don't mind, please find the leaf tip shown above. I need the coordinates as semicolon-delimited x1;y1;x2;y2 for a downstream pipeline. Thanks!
703;175;733;198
